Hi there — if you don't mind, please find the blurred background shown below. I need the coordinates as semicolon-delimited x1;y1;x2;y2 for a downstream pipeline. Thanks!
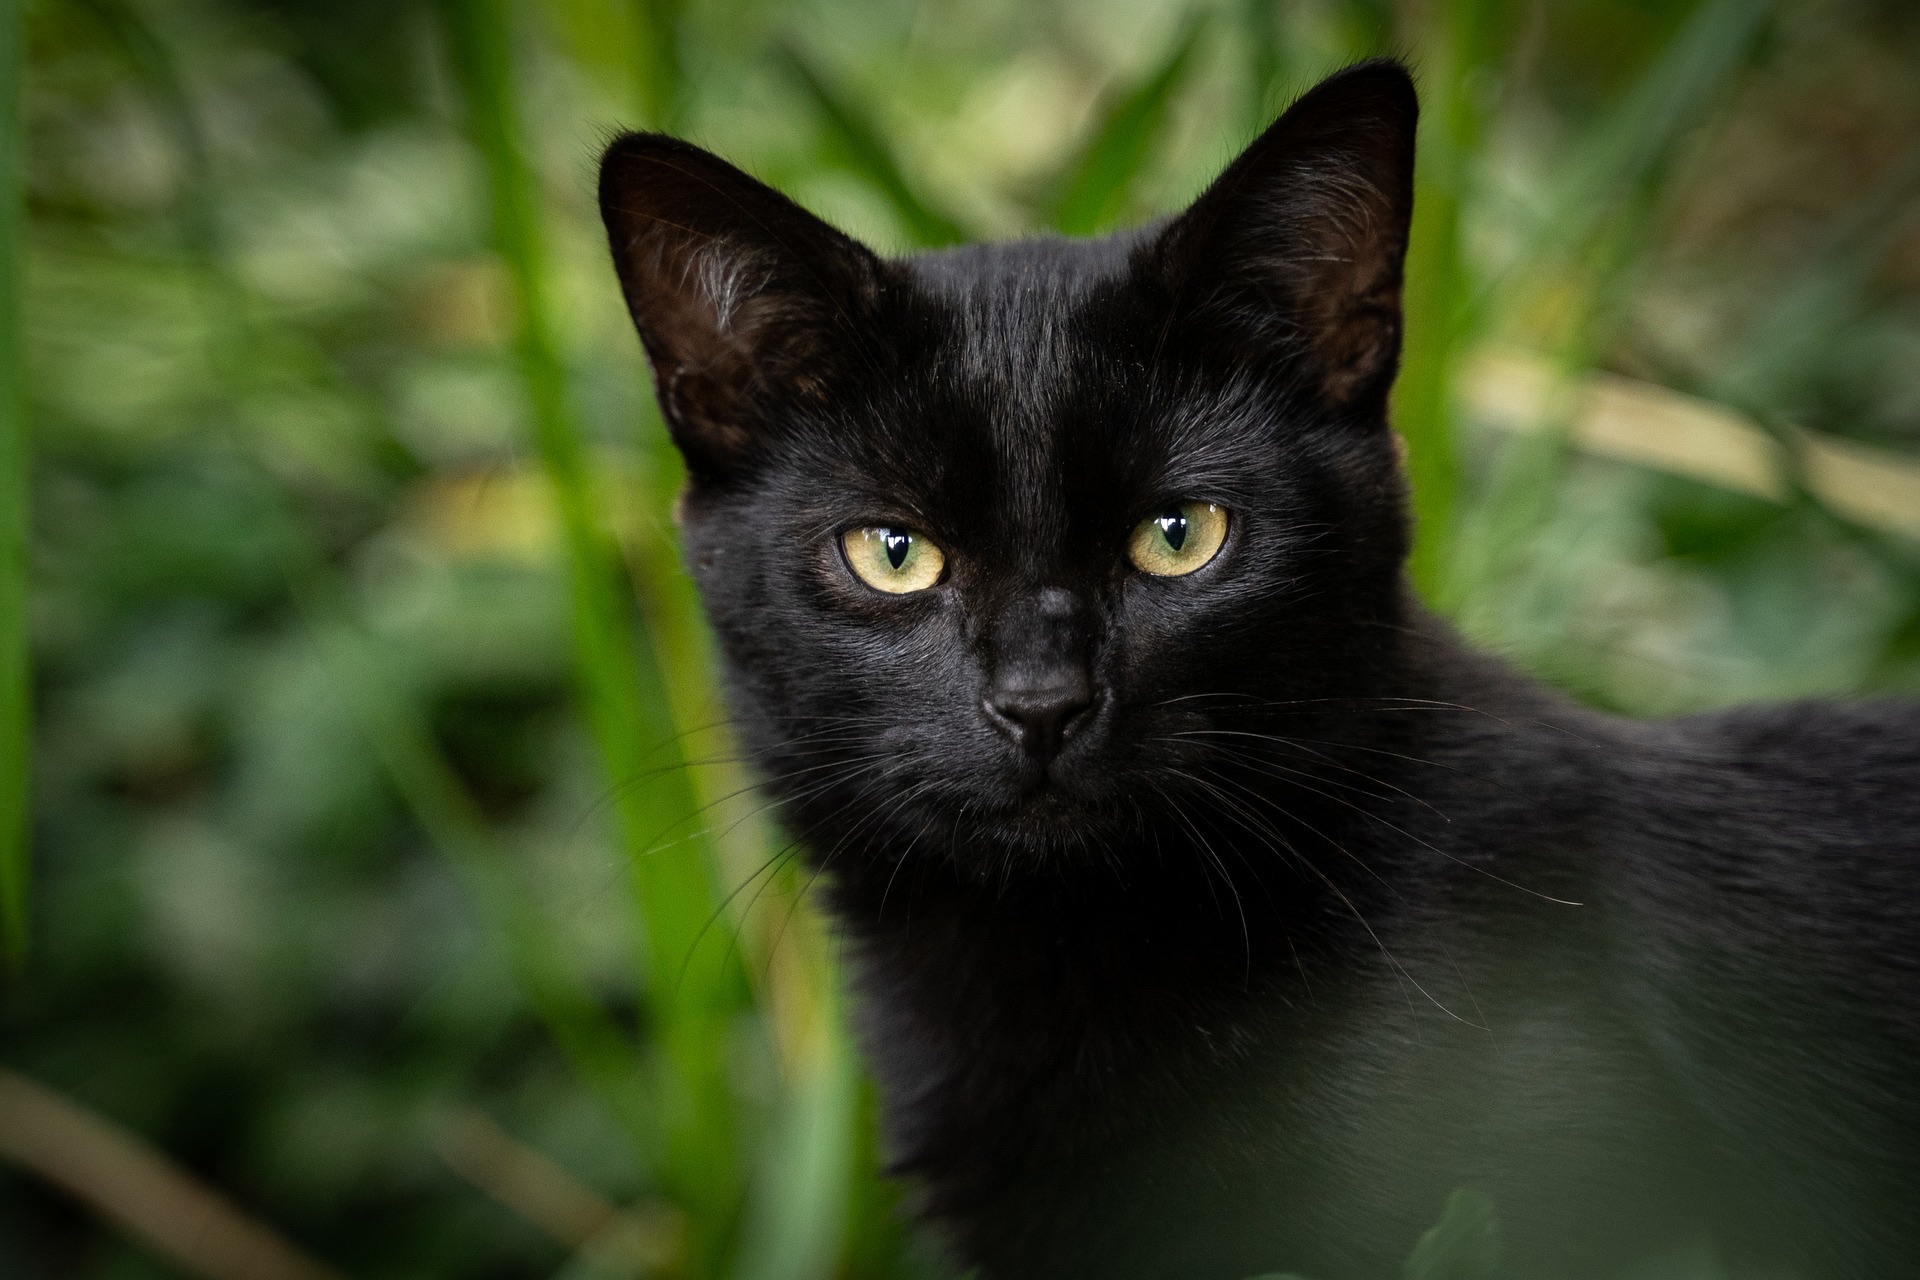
1;0;1918;1276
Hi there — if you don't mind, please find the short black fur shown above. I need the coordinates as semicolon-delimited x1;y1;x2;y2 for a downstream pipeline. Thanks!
599;61;1920;1279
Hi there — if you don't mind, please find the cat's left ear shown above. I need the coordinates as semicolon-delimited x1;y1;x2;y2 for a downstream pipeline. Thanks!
599;133;887;481
1141;59;1417;415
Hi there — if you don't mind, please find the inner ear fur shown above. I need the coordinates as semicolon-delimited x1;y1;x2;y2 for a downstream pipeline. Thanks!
598;134;886;478
1141;59;1418;415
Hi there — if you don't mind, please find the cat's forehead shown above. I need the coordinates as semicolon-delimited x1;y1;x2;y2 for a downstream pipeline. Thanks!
869;237;1167;533
902;236;1140;312
865;235;1268;519
900;235;1143;382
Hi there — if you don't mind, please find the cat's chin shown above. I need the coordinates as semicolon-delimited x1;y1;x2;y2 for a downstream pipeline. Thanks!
967;777;1132;861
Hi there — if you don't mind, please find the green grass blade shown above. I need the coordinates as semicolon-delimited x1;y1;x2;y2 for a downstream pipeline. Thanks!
728;936;858;1280
0;0;27;973
730;1038;857;1280
1393;0;1510;601
834;1075;914;1280
1403;0;1766;604
777;42;967;248
623;427;867;1279
72;0;220;255
1545;0;1772;246
1045;18;1205;237
634;0;683;129
1395;174;1466;601
440;1;743;1268
1240;0;1282;137
550;0;683;127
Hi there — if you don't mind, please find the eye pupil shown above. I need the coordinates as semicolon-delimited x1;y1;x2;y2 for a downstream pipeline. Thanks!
1158;509;1188;551
883;530;911;569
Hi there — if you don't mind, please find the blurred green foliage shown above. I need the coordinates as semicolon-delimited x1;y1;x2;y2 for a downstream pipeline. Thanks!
3;0;29;971
2;0;1918;1278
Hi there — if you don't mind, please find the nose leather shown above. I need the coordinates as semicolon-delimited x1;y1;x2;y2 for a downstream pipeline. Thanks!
988;678;1093;762
983;588;1095;763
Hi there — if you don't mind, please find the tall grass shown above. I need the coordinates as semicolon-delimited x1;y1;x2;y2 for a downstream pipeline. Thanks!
65;0;677;1186
0;0;27;973
438;0;748;1270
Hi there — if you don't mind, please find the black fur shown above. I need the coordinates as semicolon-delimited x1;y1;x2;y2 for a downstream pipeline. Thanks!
599;61;1920;1279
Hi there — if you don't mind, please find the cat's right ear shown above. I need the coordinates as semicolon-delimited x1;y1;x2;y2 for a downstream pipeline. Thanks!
598;134;885;480
1140;60;1418;418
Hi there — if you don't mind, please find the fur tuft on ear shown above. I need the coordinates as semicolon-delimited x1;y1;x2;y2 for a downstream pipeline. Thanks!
598;134;886;479
1141;59;1418;415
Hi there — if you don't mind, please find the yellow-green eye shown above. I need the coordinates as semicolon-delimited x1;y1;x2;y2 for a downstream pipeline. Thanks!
842;526;946;594
1127;502;1228;577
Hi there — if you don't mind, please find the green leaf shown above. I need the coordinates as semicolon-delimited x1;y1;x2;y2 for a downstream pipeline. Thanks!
778;42;968;248
1404;1188;1502;1280
1045;18;1206;237
0;0;25;973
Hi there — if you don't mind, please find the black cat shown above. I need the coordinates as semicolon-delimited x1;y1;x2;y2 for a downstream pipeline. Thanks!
598;61;1920;1280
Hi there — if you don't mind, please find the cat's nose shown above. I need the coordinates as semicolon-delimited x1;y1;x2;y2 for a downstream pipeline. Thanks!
985;675;1093;763
984;587;1096;763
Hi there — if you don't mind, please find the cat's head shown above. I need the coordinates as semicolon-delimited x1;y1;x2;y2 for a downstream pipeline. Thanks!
600;62;1418;871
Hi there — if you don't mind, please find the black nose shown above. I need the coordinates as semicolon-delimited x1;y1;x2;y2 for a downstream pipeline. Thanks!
986;677;1093;763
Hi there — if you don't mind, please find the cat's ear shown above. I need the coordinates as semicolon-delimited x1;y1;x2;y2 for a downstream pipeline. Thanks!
599;134;886;479
1141;59;1417;415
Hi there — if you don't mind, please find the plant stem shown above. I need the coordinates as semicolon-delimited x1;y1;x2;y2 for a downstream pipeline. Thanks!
1393;0;1505;602
439;0;741;1268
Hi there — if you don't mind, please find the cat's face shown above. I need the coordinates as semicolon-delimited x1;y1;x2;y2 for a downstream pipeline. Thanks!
601;63;1418;869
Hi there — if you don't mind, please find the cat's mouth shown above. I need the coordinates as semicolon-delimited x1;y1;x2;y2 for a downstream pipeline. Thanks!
992;729;1106;810
982;749;1117;838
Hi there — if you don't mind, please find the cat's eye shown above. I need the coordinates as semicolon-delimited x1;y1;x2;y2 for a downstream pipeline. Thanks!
1127;502;1228;577
842;526;947;594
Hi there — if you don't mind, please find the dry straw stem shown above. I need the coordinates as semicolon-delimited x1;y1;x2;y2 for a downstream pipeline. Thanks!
1465;349;1920;540
432;1110;681;1275
0;1067;347;1280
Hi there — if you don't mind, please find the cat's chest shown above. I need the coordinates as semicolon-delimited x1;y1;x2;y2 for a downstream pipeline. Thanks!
848;910;1700;1279
847;908;1291;1166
